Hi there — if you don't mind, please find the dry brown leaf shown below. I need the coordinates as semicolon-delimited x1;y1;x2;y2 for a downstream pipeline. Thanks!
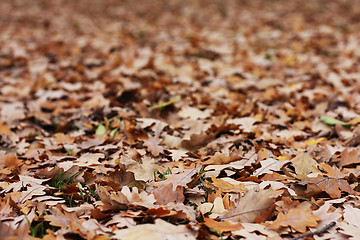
291;152;319;175
154;183;185;205
152;165;200;191
0;122;13;135
111;219;196;240
271;206;320;233
122;155;157;182
223;189;282;223
203;217;243;234
253;158;288;176
180;131;216;150
295;176;354;199
44;206;78;229
336;148;360;168
211;176;245;193
203;152;242;165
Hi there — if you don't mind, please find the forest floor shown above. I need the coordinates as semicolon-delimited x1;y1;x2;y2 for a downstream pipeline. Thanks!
1;0;360;239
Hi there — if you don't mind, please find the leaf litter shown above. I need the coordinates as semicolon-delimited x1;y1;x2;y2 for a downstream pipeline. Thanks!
1;0;360;239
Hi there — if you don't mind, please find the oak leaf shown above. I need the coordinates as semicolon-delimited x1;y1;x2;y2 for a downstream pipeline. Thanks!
44;206;78;229
338;222;360;240
142;120;167;157
253;158;289;176
336;148;360;168
121;155;157;182
181;131;216;150
152;165;200;191
271;207;320;233
223;189;282;223
203;152;242;165
178;106;212;120
198;197;226;218
211;176;245;193
0;122;13;135
203;218;243;234
226;117;257;133
75;153;104;167
343;204;360;228
311;201;341;231
154;183;185;205
232;222;281;239
111;218;196;240
295;176;354;198
291;152;319;175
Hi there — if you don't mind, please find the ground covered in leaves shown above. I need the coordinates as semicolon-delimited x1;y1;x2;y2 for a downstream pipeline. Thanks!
1;0;360;239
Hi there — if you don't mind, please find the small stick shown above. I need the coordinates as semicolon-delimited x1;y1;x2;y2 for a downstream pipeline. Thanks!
289;221;336;240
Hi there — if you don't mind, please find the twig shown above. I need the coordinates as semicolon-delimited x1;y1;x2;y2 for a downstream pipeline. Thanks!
289;221;336;240
217;207;269;220
290;195;319;209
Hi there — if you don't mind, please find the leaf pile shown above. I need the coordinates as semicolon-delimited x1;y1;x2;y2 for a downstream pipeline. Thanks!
1;0;360;239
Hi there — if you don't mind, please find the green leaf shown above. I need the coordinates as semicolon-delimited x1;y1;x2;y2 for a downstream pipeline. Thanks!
109;128;118;137
319;116;351;128
95;124;106;135
148;95;181;110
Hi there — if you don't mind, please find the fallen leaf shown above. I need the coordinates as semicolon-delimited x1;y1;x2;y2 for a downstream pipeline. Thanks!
154;184;185;205
223;189;282;223
291;152;319;175
295;176;354;199
226;117;258;133
198;197;226;218
320;116;351;128
122;155;157;182
338;222;360;240
95;124;106;135
336;148;360;168
152;165;200;191
253;158;288;176
211;176;245;193
178;106;212;120
0;122;13;135
111;219;196;240
343;204;360;228
203;217;243;234
271;206;320;233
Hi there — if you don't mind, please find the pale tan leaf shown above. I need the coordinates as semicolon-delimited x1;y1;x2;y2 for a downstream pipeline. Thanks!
223;189;281;223
343;204;360;228
112;219;196;240
291;152;319;175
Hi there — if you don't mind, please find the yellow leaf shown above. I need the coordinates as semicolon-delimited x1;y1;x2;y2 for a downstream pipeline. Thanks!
348;117;360;125
276;155;289;161
305;137;325;146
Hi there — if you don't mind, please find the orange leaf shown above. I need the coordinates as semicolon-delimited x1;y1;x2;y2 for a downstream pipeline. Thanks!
203;218;243;234
211;176;245;193
0;121;13;135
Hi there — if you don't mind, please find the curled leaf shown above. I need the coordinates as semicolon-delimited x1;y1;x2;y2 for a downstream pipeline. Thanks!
148;95;181;110
319;116;351;128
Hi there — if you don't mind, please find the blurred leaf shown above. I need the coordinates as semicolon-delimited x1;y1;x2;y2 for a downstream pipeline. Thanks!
95;124;106;135
109;128;118;137
148;95;181;110
319;116;351;128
